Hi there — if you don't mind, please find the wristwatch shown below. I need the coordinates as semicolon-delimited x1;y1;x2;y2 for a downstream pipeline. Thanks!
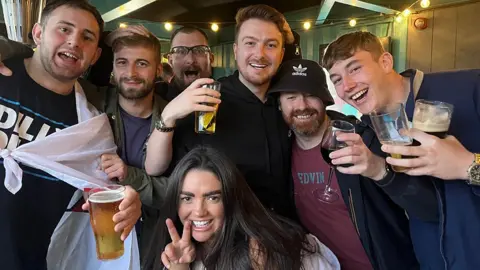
467;153;480;185
154;116;175;132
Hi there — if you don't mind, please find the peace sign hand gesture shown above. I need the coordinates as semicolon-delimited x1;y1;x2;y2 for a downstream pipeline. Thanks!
161;219;196;269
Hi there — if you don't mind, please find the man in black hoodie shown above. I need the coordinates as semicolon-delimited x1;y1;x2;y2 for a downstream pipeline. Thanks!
145;4;297;219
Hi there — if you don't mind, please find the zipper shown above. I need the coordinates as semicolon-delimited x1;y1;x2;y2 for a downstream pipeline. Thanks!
348;188;360;236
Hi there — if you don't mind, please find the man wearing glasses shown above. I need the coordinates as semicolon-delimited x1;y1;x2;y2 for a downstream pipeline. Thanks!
158;26;214;101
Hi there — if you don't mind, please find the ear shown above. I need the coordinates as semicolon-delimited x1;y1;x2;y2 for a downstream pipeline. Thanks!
31;23;43;46
280;47;285;62
90;47;102;66
209;53;214;67
233;43;237;61
379;52;394;74
168;54;173;67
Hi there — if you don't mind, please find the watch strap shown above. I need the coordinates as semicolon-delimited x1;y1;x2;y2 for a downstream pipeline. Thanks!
155;116;175;132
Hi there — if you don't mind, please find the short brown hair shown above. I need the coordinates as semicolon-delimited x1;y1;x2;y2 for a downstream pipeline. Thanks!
235;4;294;46
40;0;104;38
322;31;385;70
170;26;209;44
112;34;162;63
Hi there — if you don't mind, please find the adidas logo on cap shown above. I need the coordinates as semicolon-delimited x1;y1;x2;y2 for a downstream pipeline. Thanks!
292;64;307;76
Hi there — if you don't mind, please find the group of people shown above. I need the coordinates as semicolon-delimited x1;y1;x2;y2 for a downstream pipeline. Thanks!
1;0;479;269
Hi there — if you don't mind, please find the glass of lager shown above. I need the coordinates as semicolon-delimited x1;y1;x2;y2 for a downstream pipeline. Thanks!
413;100;453;138
88;185;125;260
369;103;413;172
195;81;221;134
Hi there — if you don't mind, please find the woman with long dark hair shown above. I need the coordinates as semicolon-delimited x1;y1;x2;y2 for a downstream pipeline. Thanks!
144;146;339;270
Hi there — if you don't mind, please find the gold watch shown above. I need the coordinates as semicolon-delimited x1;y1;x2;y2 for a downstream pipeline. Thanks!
467;154;480;185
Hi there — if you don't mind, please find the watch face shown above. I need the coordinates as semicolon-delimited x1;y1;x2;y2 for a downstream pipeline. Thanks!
470;164;480;183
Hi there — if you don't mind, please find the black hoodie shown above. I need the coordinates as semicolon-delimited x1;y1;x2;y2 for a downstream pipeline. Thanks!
172;71;296;219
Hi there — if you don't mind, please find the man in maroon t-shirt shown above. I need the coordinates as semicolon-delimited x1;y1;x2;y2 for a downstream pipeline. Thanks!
269;59;373;270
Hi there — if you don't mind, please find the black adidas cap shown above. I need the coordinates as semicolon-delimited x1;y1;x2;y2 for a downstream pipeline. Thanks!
269;59;334;106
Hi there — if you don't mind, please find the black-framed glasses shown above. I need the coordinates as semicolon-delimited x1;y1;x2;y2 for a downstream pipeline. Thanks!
169;45;211;57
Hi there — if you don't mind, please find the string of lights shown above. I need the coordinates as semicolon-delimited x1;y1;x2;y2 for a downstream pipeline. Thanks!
117;0;430;32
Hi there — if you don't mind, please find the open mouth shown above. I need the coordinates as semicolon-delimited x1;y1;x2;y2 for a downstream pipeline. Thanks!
184;70;199;78
57;51;79;63
249;63;268;70
192;220;212;229
294;113;315;120
351;88;368;103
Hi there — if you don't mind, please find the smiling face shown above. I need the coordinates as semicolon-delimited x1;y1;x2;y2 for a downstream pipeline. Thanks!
168;31;213;90
113;45;159;100
33;5;101;82
328;50;394;115
279;92;326;136
178;169;225;243
234;18;284;88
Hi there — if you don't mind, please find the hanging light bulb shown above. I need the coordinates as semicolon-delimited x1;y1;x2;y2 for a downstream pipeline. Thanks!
349;19;357;27
395;16;403;23
164;22;173;31
119;23;127;28
303;21;311;30
420;0;430;8
402;9;412;17
211;23;219;32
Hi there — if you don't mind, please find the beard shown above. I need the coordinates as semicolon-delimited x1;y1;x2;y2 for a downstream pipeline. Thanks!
173;64;211;91
283;108;326;136
116;76;154;100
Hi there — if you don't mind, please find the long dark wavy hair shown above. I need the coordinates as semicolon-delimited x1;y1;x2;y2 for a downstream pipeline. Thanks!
143;146;315;270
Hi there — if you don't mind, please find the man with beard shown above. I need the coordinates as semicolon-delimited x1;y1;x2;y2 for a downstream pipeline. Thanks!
269;58;420;270
87;26;219;262
323;31;480;269
156;26;214;101
0;1;141;269
146;4;297;220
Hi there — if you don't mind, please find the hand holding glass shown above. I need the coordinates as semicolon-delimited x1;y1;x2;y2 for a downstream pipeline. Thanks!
88;185;125;260
315;120;356;203
195;81;221;134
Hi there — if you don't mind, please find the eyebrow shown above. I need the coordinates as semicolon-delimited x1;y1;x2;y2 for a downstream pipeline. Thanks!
242;36;258;42
180;190;222;197
57;20;97;39
345;59;360;70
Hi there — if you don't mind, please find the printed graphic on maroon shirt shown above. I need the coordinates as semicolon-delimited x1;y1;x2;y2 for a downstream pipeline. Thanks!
292;141;372;270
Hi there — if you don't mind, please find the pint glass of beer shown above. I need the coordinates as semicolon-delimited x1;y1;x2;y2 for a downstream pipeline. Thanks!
88;185;125;260
413;100;454;138
369;103;413;172
195;81;221;134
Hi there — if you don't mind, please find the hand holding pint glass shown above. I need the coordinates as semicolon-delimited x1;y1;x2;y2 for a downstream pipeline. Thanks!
88;185;126;260
195;81;221;134
369;103;412;172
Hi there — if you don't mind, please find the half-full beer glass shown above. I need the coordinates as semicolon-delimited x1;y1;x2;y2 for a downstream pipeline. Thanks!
413;99;454;138
88;185;125;260
369;103;413;172
195;81;221;134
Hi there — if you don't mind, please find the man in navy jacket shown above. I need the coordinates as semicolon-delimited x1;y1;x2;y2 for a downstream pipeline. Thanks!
323;30;480;269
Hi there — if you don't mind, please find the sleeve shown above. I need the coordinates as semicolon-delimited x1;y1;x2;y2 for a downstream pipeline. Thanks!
474;72;480;118
121;165;168;209
362;125;440;222
374;166;439;222
0;36;34;60
301;234;340;270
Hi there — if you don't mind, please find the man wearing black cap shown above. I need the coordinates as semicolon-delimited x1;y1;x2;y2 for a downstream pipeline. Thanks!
269;59;420;270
